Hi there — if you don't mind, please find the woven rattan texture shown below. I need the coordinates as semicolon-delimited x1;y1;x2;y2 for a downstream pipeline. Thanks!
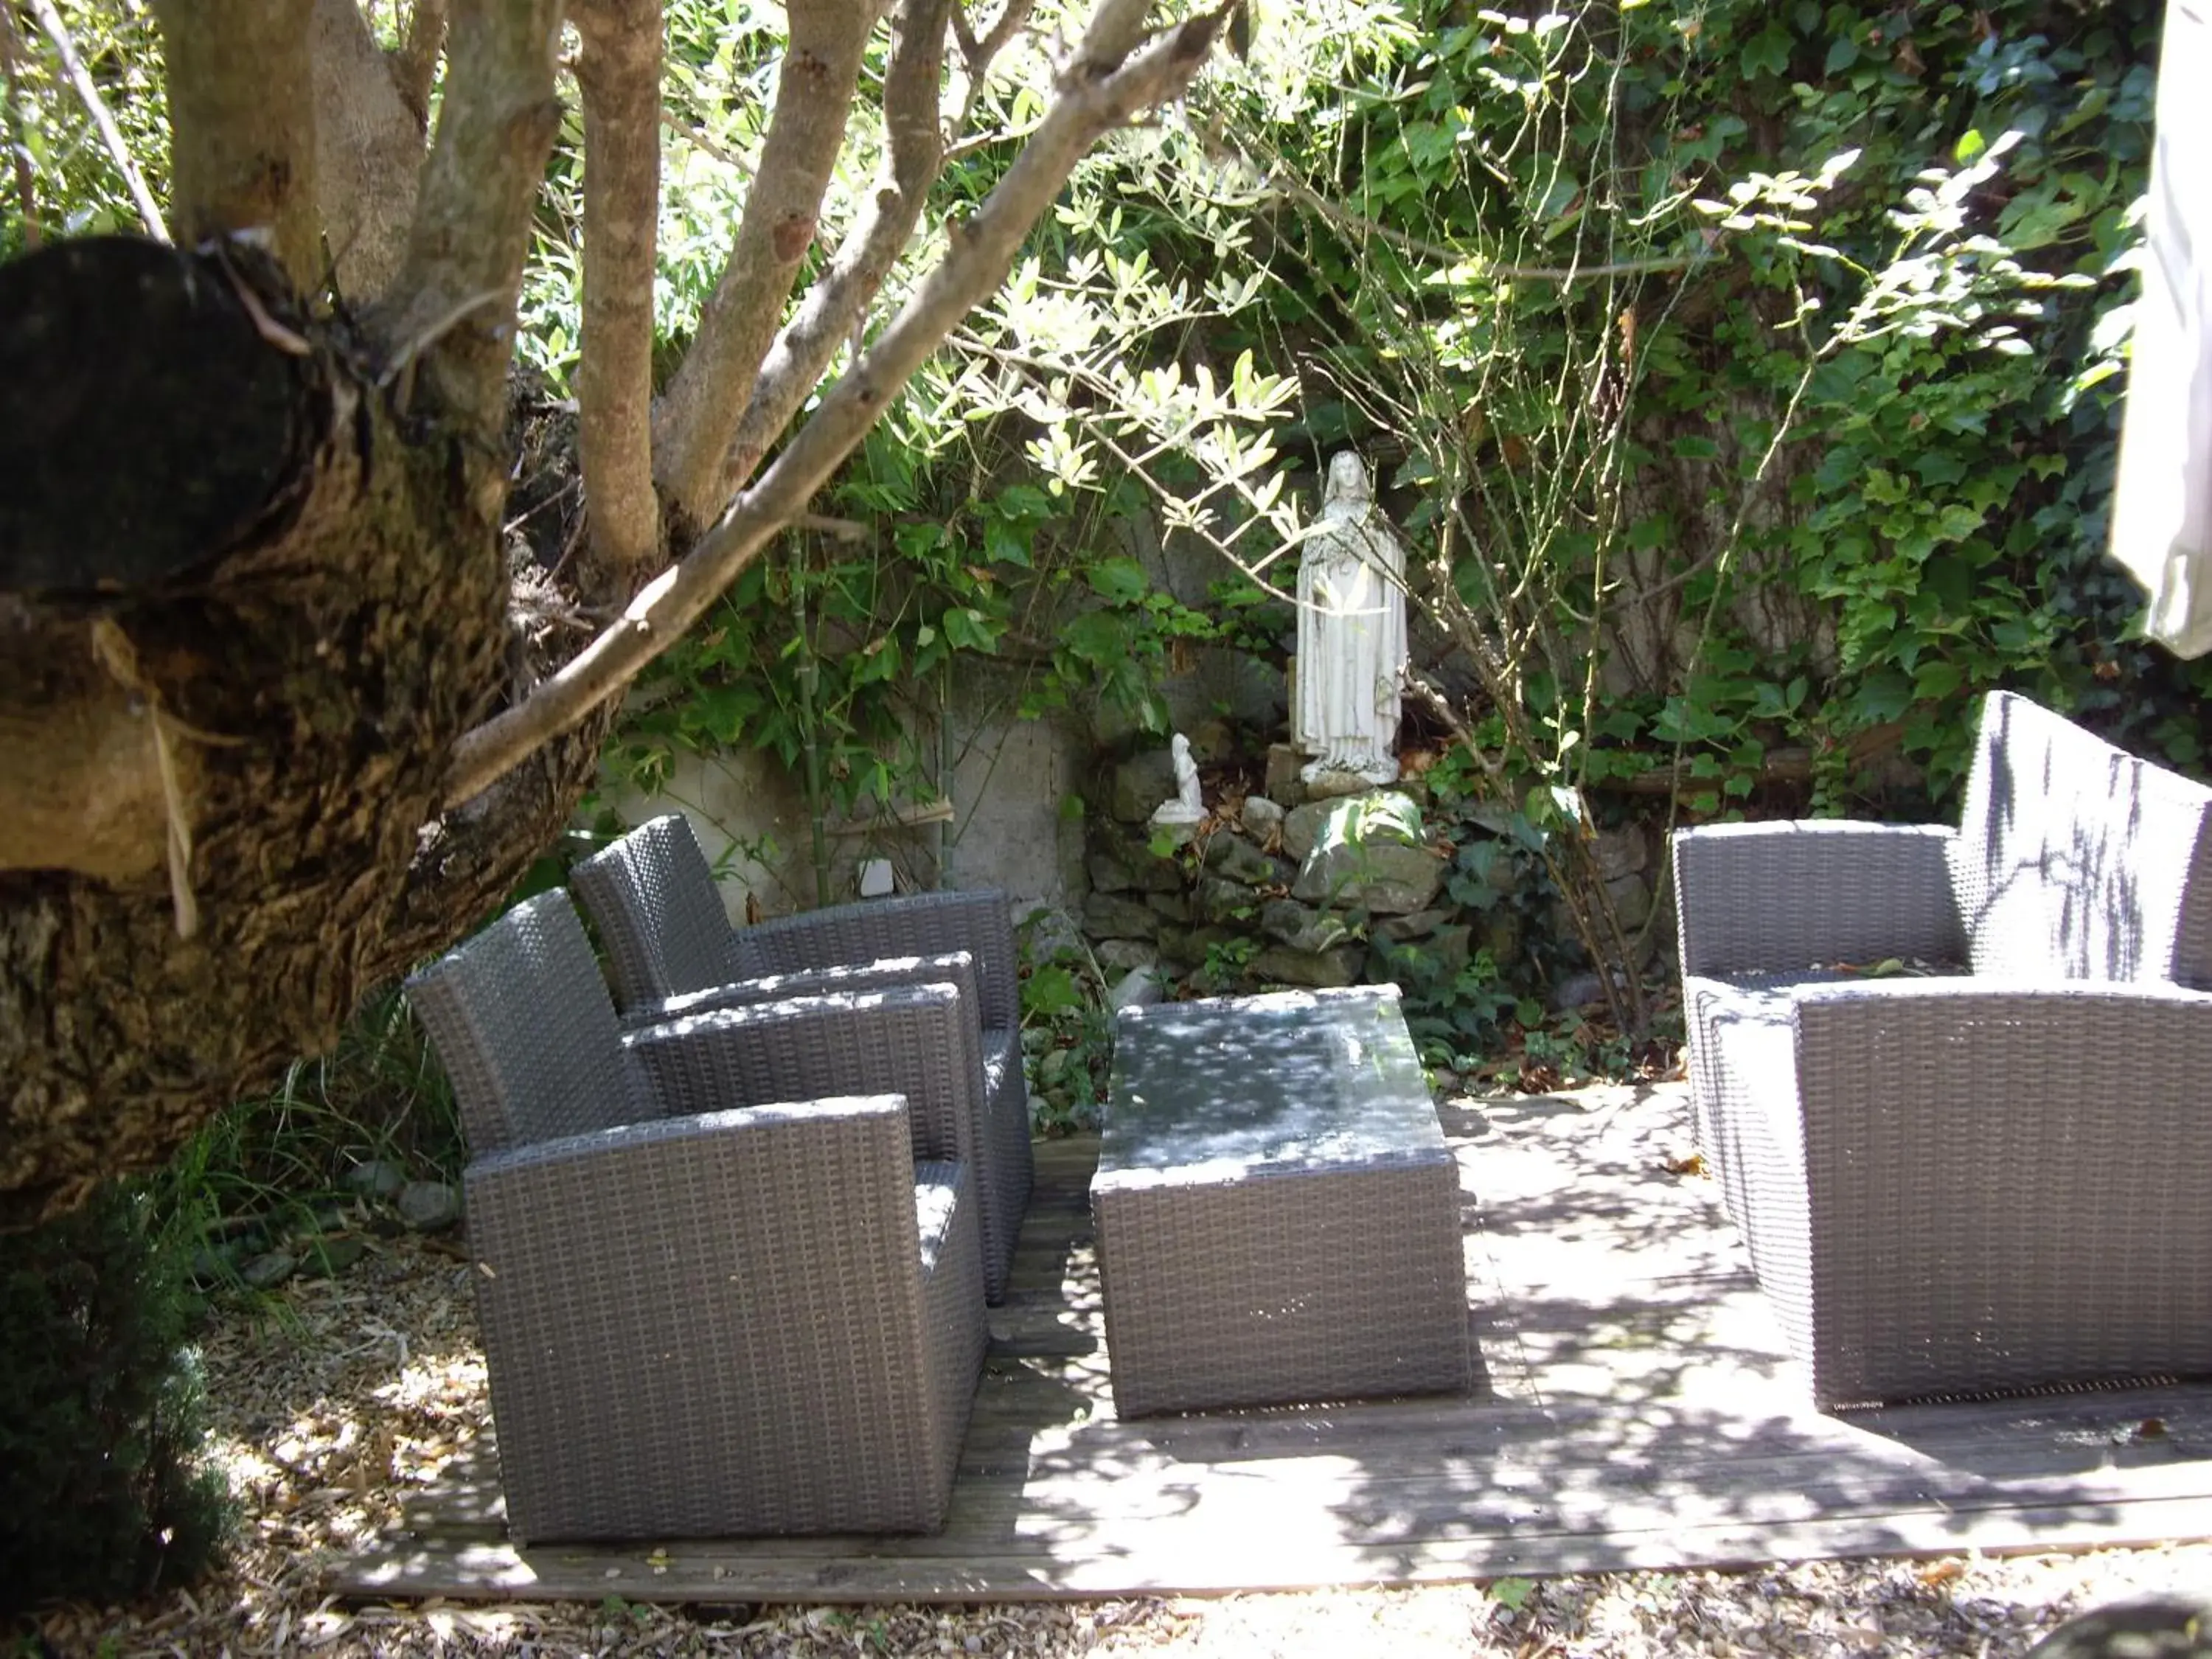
405;892;646;1156
734;888;1023;1034
1952;691;2212;987
1689;975;2212;1407
1095;1160;1470;1417
1093;988;1470;1418
632;986;973;1163
573;819;1034;1300
571;814;747;1006
632;979;1028;1303
1674;692;2212;1409
1671;823;1966;979
627;950;979;1030
466;1097;986;1543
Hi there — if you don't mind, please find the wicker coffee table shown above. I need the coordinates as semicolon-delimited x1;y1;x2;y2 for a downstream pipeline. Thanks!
1093;984;1472;1417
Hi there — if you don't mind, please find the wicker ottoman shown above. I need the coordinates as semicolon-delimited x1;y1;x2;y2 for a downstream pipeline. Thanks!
1093;985;1472;1417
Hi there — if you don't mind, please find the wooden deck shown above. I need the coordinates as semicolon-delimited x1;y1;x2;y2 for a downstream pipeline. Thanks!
335;1082;2212;1602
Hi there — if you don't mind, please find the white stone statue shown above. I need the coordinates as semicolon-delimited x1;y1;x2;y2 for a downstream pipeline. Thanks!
1294;451;1408;788
1149;732;1206;827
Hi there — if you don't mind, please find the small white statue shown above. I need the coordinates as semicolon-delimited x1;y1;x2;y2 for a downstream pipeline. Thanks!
1294;451;1408;788
1149;732;1206;827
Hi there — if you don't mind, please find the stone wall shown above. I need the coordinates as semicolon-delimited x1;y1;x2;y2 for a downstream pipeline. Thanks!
1078;741;1669;1012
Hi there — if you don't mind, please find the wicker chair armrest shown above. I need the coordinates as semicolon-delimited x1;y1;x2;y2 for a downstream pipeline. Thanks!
1672;821;1965;977
734;891;1020;1031
465;1092;908;1189
621;950;981;1031
623;982;982;1168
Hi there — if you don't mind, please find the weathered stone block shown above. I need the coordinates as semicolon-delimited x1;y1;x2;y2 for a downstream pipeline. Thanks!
1593;824;1649;882
1239;795;1286;841
1087;851;1136;894
1083;891;1160;940
1251;943;1364;988
1203;832;1288;886
1093;938;1159;974
1155;922;1239;967
1193;875;1262;926
1264;742;1307;807
1375;908;1452;942
1110;966;1166;1010
1287;791;1444;915
1373;922;1473;982
1109;748;1180;823
1260;897;1356;953
1145;890;1192;923
1606;871;1654;931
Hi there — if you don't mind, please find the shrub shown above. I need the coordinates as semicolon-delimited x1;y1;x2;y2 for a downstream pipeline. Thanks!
0;1182;230;1612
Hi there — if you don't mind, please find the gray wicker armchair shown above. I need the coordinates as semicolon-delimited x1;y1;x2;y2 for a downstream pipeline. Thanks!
405;891;988;1543
572;813;1034;1303
1674;690;2212;1409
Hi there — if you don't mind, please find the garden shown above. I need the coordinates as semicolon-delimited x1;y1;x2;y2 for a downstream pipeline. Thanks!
4;0;2211;1649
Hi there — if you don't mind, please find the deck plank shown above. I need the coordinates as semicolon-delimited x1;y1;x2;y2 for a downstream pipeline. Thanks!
331;1082;2212;1603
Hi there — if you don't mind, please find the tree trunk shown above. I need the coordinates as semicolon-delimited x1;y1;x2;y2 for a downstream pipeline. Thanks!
0;235;555;1228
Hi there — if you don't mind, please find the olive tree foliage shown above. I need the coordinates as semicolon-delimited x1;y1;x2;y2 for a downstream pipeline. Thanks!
0;0;1228;1226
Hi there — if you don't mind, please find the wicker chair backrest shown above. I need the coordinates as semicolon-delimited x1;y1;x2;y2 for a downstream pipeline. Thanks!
571;814;741;1009
1951;690;2212;987
407;891;646;1155
733;890;1020;1032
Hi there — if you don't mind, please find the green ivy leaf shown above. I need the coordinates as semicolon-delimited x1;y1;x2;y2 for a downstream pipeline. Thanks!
1061;610;1128;667
1740;24;1792;79
1085;557;1150;604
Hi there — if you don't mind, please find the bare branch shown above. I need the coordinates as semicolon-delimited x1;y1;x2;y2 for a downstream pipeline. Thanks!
947;0;1038;131
392;0;449;125
568;0;664;591
661;106;753;176
0;1;40;246
721;0;950;492
35;0;168;242
445;2;1229;804
651;0;874;534
381;0;563;433
310;0;428;302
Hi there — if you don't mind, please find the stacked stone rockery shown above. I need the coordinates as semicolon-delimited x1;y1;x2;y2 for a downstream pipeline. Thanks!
1078;740;1668;1007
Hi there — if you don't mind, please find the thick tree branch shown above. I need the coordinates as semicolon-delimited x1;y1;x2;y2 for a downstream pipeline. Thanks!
392;0;449;124
35;0;167;243
381;0;563;435
310;0;428;302
650;0;872;534
722;0;950;490
568;0;663;591
446;0;1224;803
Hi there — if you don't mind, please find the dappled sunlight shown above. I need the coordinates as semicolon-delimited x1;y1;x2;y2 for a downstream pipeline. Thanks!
307;1082;2212;1606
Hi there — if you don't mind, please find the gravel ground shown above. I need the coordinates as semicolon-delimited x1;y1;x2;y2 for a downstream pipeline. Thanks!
32;1232;2212;1658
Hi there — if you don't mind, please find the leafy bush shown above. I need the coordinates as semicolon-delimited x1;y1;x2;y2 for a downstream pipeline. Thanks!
0;1184;229;1611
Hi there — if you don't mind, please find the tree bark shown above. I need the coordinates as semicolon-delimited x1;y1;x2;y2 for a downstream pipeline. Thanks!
381;0;563;436
570;0;664;594
721;0;950;492
309;0;427;302
156;0;321;283
0;237;511;1229
650;0;873;535
448;1;1228;801
0;0;1230;1227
